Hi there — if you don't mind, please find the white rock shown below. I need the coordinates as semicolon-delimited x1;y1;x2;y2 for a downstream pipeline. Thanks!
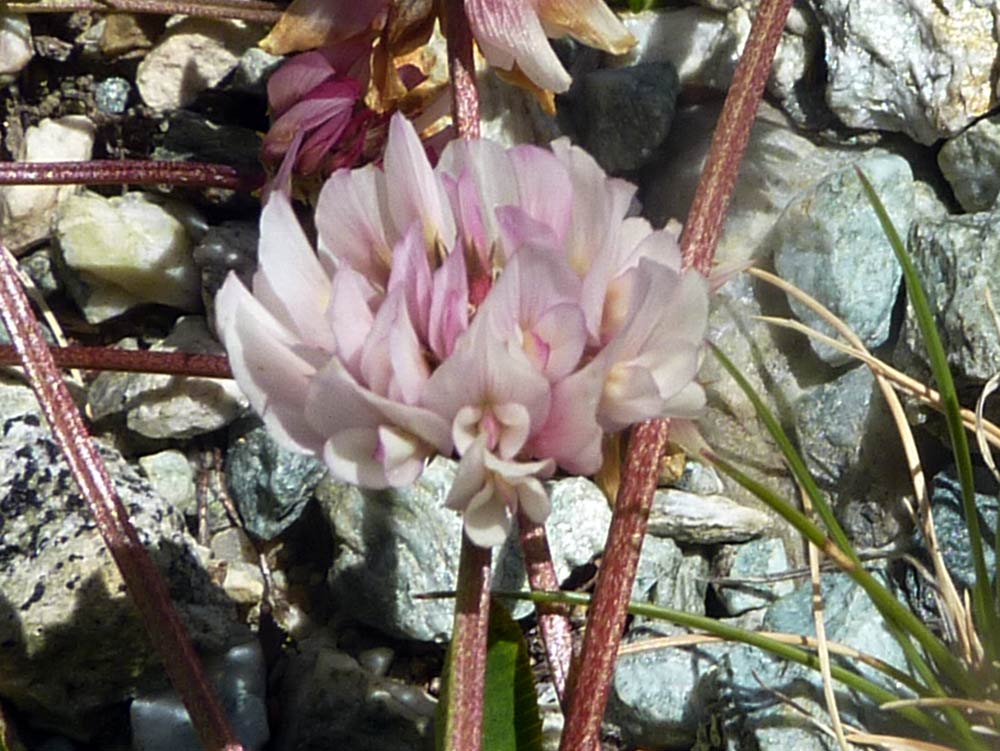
0;116;95;251
136;18;262;111
817;0;997;144
55;190;203;322
0;14;32;81
647;488;771;544
88;317;248;439
139;449;196;513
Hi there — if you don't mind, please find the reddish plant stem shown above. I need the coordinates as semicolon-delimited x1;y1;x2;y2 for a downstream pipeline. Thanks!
445;535;493;751
0;344;232;377
681;0;795;275
0;240;244;751
5;0;283;22
0;161;264;192
517;512;574;707
559;1;794;748
558;418;670;750
443;0;480;139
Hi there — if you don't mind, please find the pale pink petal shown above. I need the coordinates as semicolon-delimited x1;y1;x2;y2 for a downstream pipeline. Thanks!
463;482;512;547
216;274;324;455
359;288;429;404
384;113;456;248
446;435;489;512
428;245;469;360
511;476;550;524
386;223;432;341
530;302;587;381
496;206;561;259
252;191;335;351
598;362;666;430
507;145;572;244
492;402;531;459
326;266;377;378
527;365;605;474
375;424;434;486
323;428;395;488
464;0;572;93
437;137;519;261
316;164;393;283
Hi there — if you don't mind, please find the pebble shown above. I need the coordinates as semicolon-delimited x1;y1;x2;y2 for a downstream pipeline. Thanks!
0;14;32;83
924;468;997;593
898;210;1000;383
647;488;771;544
55;191;205;323
130;641;269;751
0;116;96;252
139;450;197;515
771;154;911;364
816;0;996;144
225;424;327;541
713;537;794;616
193;220;259;327
938;114;1000;213
88;316;248;439
136;18;263;111
94;77;131;115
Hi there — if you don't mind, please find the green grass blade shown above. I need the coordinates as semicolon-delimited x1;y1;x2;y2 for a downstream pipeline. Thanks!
856;168;999;659
709;343;856;561
707;450;975;701
494;589;984;749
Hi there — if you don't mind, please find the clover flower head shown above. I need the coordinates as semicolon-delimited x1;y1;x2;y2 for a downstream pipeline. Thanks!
217;114;709;546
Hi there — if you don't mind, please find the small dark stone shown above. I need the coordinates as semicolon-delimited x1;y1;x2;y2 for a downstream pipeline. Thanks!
560;61;680;174
193;221;258;326
226;424;326;541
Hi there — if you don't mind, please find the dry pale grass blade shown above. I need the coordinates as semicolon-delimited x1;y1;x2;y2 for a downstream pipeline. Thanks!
751;677;861;747
800;484;851;751
618;631;908;679
844;732;959;751
975;288;1000;486
879;697;1000;715
750;267;975;661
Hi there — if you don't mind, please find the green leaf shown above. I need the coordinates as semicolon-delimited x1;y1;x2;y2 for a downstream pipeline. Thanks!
483;599;543;751
435;599;543;751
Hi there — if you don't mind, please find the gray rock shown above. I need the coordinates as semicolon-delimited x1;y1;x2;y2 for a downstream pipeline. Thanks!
645;101;902;266
193;220;258;327
229;47;283;96
318;459;613;641
938;114;1000;213
608;624;727;749
273;637;434;751
19;247;63;298
672;460;725;496
139;450;197;516
925;468;997;593
478;68;563;148
648;488;771;545
714;537;794;616
561;62;680;174
226;424;327;541
94;77;131;115
722;571;911;744
634;536;709;619
815;0;997;144
131;641;269;751
614;6;826;128
898;211;1000;383
136;18;262;111
794;365;877;487
88;316;248;439
153;112;263;173
54;191;205;323
0;379;245;738
772;154;911;363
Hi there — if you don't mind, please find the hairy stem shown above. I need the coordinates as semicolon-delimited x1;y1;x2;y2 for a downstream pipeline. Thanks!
0;241;244;751
444;535;493;751
443;0;480;139
0;160;263;192
4;0;283;23
681;0;795;275
0;344;232;378
559;1;795;747
518;512;574;707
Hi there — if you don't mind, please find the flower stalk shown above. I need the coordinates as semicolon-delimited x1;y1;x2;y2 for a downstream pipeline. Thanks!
559;0;795;747
3;0;283;23
0;160;264;192
0;344;232;378
0;240;244;751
